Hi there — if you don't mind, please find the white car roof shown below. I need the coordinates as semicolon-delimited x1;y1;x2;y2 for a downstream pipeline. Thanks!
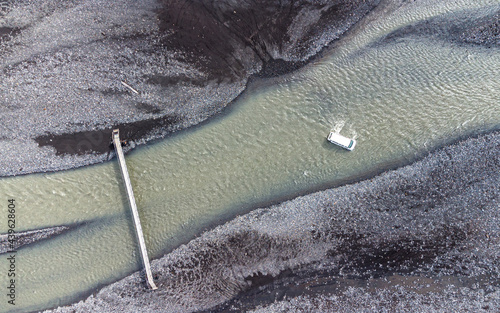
328;132;352;147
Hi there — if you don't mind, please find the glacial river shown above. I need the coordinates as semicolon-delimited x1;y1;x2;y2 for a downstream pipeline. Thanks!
1;0;500;311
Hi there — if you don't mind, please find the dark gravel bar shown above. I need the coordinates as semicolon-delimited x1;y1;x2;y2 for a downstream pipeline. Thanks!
0;226;71;254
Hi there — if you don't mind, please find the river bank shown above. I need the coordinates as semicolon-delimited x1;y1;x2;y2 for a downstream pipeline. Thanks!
1;1;499;312
0;0;378;177
46;130;500;312
2;0;497;177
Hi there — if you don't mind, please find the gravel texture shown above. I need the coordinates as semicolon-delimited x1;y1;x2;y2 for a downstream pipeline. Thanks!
0;226;70;254
45;131;500;312
248;287;500;313
0;0;378;177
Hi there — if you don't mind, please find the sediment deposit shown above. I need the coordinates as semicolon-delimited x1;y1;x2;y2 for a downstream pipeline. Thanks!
0;0;378;176
47;131;500;312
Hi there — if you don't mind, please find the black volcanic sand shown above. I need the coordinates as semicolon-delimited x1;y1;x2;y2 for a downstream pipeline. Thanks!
247;287;500;312
0;0;378;176
46;131;500;313
0;226;70;254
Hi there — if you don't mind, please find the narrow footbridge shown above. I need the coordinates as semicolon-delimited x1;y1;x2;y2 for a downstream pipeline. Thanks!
112;129;157;290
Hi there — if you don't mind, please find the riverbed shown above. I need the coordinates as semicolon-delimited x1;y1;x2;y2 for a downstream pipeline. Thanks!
1;0;500;312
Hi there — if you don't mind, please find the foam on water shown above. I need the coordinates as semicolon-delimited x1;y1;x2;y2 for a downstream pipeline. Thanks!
0;0;499;311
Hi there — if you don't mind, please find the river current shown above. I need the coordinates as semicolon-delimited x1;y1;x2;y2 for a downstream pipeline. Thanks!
1;0;499;311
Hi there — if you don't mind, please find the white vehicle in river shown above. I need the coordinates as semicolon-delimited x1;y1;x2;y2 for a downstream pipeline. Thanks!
327;131;356;151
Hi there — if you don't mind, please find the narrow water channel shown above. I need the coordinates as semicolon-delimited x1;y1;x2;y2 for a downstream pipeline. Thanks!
1;0;499;311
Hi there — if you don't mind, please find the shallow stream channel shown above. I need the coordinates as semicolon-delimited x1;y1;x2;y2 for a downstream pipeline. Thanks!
1;0;500;311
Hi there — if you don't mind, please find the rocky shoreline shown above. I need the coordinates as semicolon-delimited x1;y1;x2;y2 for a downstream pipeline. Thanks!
46;130;500;312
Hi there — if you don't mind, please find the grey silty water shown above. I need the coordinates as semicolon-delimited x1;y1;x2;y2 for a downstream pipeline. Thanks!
1;0;500;311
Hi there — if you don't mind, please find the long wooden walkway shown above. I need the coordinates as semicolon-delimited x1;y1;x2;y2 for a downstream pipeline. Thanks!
112;129;158;290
